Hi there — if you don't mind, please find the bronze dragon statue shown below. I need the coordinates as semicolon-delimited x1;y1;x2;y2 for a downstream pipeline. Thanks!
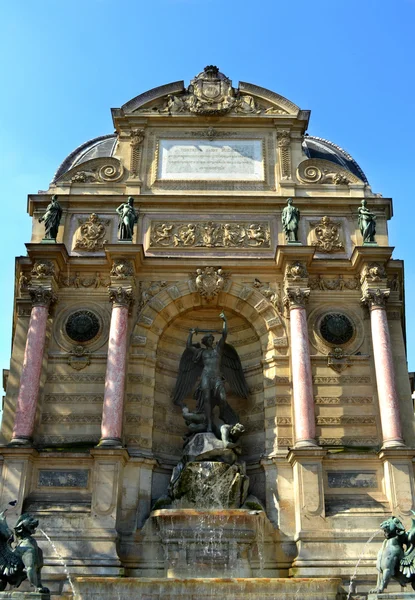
0;511;49;594
371;512;415;593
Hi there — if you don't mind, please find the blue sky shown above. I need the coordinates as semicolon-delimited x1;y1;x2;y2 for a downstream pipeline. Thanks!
1;0;415;380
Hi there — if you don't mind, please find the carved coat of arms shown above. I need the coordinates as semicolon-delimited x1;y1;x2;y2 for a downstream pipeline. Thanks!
192;267;228;301
188;66;235;115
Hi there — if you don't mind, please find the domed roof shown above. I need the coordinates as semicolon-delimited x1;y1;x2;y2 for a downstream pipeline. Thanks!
52;134;117;183
302;135;368;184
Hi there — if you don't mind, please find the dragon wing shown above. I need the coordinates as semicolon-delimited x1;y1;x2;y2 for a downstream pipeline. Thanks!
171;345;203;407
400;511;415;579
0;512;21;577
221;343;249;399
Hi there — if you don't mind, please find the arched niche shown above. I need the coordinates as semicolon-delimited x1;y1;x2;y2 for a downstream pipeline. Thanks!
126;280;288;463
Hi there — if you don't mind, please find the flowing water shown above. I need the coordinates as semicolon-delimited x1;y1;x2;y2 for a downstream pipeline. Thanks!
39;528;78;598
346;528;382;600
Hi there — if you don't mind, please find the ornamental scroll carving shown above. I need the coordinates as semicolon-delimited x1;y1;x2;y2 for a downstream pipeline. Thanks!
74;213;109;252
130;128;145;178
297;159;363;185
150;221;271;249
311;216;344;253
56;157;124;184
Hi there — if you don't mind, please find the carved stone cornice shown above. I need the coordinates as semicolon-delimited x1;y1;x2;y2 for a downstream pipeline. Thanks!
283;287;310;310
28;286;58;308
361;288;390;309
108;286;134;310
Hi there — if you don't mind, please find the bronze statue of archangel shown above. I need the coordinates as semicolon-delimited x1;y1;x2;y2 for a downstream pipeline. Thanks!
172;312;249;434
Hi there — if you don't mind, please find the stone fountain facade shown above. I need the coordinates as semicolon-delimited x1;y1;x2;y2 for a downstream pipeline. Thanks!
0;66;414;598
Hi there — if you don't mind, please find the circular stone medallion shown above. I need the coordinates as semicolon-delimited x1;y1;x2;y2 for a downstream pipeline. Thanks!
65;310;100;343
319;313;354;345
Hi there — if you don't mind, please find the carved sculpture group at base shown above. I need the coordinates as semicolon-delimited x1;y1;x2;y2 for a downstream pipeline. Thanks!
371;514;415;594
0;512;49;596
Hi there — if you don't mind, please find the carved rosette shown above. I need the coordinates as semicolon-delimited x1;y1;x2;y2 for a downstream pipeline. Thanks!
277;129;292;180
284;287;310;310
130;128;145;178
31;261;55;279
108;286;134;310
110;259;135;279
28;286;57;308
361;288;390;309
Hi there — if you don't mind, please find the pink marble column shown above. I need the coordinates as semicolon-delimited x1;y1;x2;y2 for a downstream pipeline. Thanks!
285;288;317;447
99;286;133;447
11;287;56;445
363;289;404;447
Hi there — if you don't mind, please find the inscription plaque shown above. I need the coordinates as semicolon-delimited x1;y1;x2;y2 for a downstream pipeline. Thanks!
158;139;264;181
327;471;377;488
38;469;89;488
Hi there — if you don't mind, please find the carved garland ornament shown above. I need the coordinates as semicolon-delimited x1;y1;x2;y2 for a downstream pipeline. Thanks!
150;221;270;249
309;274;360;291
130;128;145;178
277;130;292;180
74;213;109;252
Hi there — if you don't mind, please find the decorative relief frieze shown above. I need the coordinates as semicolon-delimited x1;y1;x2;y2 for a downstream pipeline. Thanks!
316;416;375;425
126;437;151;448
150;221;271;249
41;413;101;424
46;373;105;383
128;374;154;386
266;397;291;406
59;272;110;288
44;394;103;404
309;274;360;291
74;214;109;252
297;158;363;185
313;375;371;384
315;396;373;405
311;216;344;253
191;267;229;301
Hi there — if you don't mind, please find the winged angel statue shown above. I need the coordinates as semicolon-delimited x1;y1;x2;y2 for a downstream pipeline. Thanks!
172;312;249;437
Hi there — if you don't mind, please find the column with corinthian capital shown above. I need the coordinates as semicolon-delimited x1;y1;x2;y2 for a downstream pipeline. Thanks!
362;288;404;447
284;287;317;448
99;286;134;447
10;287;56;445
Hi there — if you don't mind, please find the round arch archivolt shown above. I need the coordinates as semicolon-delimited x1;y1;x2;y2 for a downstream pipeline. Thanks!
125;279;291;460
